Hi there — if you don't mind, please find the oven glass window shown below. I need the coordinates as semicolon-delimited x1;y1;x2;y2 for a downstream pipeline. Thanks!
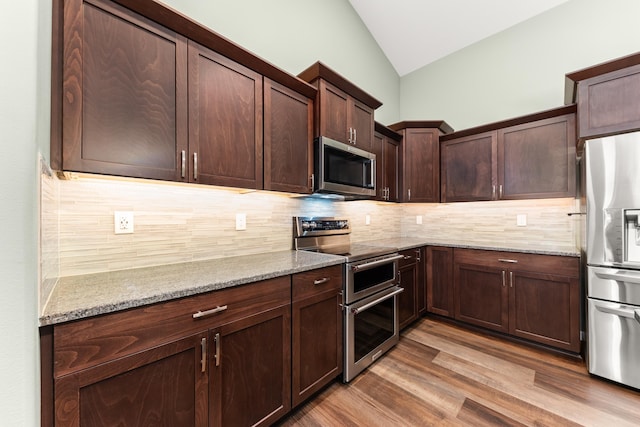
325;146;374;189
354;295;394;362
353;262;395;294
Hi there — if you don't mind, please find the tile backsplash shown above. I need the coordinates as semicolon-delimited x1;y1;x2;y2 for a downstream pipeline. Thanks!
40;172;578;310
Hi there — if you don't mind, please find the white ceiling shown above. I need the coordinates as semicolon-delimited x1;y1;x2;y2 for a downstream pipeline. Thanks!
348;0;570;76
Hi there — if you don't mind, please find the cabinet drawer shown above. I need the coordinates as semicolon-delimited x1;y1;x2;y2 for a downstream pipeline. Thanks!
399;248;422;268
54;276;290;378
454;248;578;277
292;265;342;301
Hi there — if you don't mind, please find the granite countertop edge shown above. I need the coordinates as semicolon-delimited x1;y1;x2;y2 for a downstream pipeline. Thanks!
40;251;345;327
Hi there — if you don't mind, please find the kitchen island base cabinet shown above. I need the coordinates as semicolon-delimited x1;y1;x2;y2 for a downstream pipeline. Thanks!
292;265;343;407
453;248;580;353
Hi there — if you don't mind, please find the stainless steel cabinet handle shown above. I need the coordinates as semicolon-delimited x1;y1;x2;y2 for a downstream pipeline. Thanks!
313;277;330;285
192;305;228;319
408;189;411;201
509;271;513;288
214;332;221;367
498;258;518;263
353;128;357;144
499;184;504;199
200;337;207;373
415;249;421;262
403;255;412;260
310;173;315;190
193;152;198;180
502;270;506;287
492;185;496;200
348;128;353;144
181;150;186;179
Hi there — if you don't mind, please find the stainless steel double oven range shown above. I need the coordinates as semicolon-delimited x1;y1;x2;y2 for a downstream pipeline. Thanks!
293;217;403;382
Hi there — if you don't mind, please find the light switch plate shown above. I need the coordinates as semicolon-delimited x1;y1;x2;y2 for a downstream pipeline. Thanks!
416;215;423;225
365;214;371;225
517;214;527;227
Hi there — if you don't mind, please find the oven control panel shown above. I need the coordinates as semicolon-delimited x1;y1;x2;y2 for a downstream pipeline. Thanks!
293;217;350;237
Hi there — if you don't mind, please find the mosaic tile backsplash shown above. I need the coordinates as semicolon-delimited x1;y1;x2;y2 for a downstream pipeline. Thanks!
40;172;578;311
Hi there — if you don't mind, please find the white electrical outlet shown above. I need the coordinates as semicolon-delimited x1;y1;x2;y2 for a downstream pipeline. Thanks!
365;214;371;225
416;215;423;225
114;211;134;234
517;214;527;227
235;213;247;231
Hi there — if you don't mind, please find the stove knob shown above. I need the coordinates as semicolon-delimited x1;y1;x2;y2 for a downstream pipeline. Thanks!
309;221;317;229
301;221;310;230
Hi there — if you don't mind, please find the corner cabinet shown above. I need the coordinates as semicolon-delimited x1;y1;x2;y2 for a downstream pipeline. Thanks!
50;277;292;427
453;248;581;353
440;106;576;202
373;122;401;202
291;265;343;407
51;0;317;194
298;62;382;152
388;121;453;203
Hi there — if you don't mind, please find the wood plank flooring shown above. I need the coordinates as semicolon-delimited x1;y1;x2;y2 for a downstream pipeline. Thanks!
278;317;640;426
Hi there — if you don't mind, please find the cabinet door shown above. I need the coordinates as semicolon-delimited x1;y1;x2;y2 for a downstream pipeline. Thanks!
383;138;399;202
509;270;580;352
441;131;496;202
373;132;386;200
427;246;454;317
188;41;263;189
317;80;350;143
498;114;576;199
211;305;291;427
264;78;313;193
454;262;508;333
398;251;419;329
55;332;208;427
349;99;374;151
61;0;188;180
401;128;440;202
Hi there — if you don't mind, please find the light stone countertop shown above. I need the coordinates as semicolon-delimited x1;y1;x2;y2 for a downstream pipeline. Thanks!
360;237;580;257
40;250;345;326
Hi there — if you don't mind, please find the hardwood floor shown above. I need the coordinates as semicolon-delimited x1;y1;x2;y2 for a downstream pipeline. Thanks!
279;317;640;426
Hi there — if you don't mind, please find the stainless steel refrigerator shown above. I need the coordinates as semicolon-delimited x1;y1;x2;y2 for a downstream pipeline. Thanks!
585;132;640;389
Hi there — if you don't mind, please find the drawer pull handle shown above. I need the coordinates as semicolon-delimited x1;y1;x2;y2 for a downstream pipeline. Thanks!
314;277;330;285
193;305;228;319
403;255;412;260
498;258;518;263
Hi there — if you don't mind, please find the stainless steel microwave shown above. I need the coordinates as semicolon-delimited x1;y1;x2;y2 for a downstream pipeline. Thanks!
314;136;376;198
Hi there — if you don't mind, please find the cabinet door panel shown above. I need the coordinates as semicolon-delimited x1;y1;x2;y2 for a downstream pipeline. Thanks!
454;263;508;333
427;246;454;317
318;81;349;143
264;78;313;193
399;263;418;329
350;99;374;151
510;271;580;352
383;139;399;201
62;0;187;180
403;129;440;202
55;332;208;427
441;132;496;202
188;41;263;189
498;114;576;199
212;306;291;427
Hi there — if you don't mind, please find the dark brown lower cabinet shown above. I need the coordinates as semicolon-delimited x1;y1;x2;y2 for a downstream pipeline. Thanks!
453;248;580;353
398;248;424;330
291;265;343;407
426;246;454;317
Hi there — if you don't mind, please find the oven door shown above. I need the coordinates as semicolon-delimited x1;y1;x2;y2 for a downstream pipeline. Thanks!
345;254;402;304
343;286;403;382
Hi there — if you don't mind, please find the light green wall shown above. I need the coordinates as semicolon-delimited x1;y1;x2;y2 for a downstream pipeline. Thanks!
161;0;401;123
0;0;50;424
400;0;640;131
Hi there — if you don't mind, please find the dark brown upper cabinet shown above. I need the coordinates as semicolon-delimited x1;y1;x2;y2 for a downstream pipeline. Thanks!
373;122;401;202
263;79;314;194
565;52;640;141
54;0;189;180
51;0;317;193
388;121;453;203
440;106;576;202
298;62;382;152
188;41;263;189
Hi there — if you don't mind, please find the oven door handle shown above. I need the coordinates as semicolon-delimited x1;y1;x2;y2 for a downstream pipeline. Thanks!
351;287;404;315
351;254;403;272
594;303;639;321
594;269;640;284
